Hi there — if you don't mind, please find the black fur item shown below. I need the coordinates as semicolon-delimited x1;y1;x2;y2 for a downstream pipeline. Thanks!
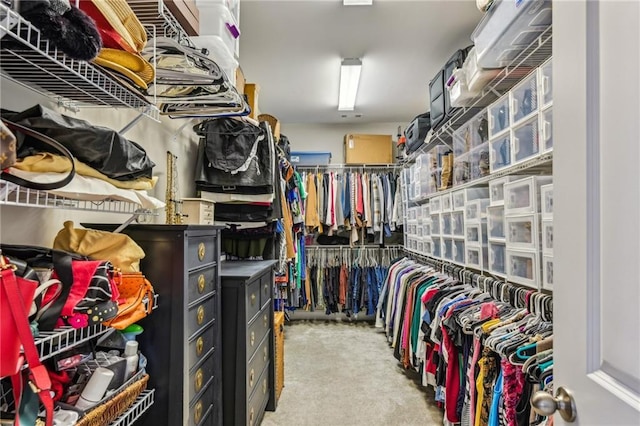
21;4;102;61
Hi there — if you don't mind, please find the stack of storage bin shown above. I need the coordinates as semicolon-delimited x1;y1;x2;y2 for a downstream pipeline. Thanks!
452;109;490;187
541;184;553;290
454;188;490;270
429;196;442;259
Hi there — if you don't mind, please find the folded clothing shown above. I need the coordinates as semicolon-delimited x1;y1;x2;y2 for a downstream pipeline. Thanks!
215;202;274;222
15;153;157;190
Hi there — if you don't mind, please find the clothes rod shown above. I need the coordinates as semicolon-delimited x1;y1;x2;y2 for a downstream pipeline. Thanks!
305;244;403;249
296;164;397;169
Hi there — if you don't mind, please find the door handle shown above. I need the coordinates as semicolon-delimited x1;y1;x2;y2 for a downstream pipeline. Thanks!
531;386;577;422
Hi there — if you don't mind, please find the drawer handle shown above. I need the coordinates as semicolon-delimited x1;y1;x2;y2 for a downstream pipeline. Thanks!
196;337;204;357
195;368;203;393
263;314;268;328
197;274;206;294
194;400;203;425
251;293;256;306
198;242;206;261
250;331;255;347
249;408;255;426
263;378;267;395
197;305;205;325
249;369;255;388
263;346;268;362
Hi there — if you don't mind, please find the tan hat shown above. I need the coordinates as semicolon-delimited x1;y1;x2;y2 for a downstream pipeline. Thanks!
80;0;147;53
93;49;155;89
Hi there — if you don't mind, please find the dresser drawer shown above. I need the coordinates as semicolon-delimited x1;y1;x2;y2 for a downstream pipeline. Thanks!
260;274;271;307
247;365;270;426
189;322;216;369
246;277;261;322
188;235;217;270
189;354;216;405
246;331;270;397
187;266;217;305
247;305;270;360
187;295;217;340
189;380;215;426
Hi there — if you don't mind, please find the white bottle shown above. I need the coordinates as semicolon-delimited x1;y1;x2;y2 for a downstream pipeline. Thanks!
75;367;114;411
123;341;139;380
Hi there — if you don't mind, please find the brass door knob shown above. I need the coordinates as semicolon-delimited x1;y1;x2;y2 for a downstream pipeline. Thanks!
198;243;206;261
196;337;204;357
197;274;206;293
194;400;203;424
197;305;205;325
532;387;577;422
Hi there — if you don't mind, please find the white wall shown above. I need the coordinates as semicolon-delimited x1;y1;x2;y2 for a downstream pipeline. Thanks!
0;78;200;247
281;122;408;164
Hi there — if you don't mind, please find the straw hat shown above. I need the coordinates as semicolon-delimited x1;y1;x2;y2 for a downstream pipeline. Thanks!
93;49;155;89
79;0;147;53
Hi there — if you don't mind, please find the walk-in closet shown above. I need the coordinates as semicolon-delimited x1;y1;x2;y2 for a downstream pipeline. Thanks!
1;1;639;426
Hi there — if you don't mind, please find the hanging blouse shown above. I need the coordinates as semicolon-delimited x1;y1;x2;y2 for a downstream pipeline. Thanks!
305;173;320;230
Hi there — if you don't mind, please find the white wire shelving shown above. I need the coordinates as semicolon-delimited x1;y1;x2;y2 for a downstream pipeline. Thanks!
110;390;155;426
128;1;194;47
0;3;160;122
404;26;553;162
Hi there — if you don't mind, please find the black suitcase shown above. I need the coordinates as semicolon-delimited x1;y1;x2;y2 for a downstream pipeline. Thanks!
404;112;431;154
429;45;473;130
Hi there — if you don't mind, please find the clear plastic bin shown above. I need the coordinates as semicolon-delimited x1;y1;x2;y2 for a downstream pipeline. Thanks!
194;3;240;56
469;142;491;180
425;239;433;256
543;255;553;290
441;213;452;236
441;193;453;212
487;206;506;240
465;199;490;222
466;245;488;270
469;109;490;148
452;211;465;237
506;214;540;249
442;239;453;261
453;123;475;157
488;94;510;138
453;153;470;186
431;214;441;235
542;220;553;255
432;237;442;259
465;222;488;245
424;222;431;238
540;106;553;152
421;204;430;218
489;242;507;276
507;249;540;289
430;196;442;213
512;115;540;164
453;239;466;265
541;184;553;220
489;133;512;172
539;59;553;107
417;240;424;254
452;190;466;211
505;176;553;214
489;176;520;205
511;72;539;125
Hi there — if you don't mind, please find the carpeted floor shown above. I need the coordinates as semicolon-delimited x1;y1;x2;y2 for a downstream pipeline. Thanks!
261;321;444;426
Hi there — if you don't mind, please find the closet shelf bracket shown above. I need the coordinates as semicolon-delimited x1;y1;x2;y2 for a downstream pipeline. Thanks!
119;108;153;136
113;209;155;233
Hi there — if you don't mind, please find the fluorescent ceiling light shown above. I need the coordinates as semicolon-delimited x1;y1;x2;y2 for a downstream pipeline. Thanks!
338;58;362;111
343;0;373;5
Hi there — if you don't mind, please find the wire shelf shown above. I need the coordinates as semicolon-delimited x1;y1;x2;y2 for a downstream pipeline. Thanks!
34;323;112;362
404;26;553;163
0;3;160;121
128;1;193;46
110;389;155;426
0;181;160;215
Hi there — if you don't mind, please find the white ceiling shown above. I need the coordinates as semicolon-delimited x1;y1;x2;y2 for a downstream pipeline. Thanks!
239;0;484;124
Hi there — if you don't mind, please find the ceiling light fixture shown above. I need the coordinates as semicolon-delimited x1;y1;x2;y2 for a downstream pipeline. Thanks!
338;58;362;111
343;0;373;5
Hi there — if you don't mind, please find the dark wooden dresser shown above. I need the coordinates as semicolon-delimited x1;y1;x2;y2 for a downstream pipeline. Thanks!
220;260;277;426
86;224;223;426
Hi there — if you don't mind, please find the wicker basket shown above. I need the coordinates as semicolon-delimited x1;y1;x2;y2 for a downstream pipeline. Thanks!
76;374;149;426
274;312;285;401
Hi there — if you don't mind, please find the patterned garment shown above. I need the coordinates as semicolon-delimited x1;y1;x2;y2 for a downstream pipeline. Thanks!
475;348;499;426
501;358;525;426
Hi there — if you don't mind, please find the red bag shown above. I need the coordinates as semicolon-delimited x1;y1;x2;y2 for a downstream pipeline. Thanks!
0;256;54;426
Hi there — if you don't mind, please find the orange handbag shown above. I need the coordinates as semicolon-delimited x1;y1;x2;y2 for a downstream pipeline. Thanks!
104;272;155;330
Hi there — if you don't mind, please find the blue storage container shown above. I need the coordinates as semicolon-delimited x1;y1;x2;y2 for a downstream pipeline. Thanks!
290;151;332;166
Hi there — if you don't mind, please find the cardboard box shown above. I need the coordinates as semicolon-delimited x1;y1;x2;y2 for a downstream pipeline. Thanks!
235;66;245;94
344;134;393;164
164;0;200;36
244;83;260;119
258;114;281;139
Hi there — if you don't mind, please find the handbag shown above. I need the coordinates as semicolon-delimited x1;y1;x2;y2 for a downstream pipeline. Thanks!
1;119;76;191
0;256;54;426
104;272;155;330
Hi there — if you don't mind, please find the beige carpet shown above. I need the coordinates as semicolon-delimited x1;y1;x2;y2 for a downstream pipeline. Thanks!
262;321;444;426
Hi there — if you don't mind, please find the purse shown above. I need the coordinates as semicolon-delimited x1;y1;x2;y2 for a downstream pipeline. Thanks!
0;255;54;426
104;272;155;330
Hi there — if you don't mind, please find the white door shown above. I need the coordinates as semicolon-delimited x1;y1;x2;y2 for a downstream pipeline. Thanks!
553;0;640;424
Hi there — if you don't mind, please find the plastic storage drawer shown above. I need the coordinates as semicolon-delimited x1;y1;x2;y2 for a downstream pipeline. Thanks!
416;206;424;221
442;239;453;261
489;133;512;172
417;240;424;254
541;184;553;220
487;206;506;240
466;245;488;270
504;176;553;214
430;196;442;213
540;107;553;152
469;142;490;181
441;213;452;236
452;239;465;265
471;0;552;68
452;190;466;211
424;222;431;238
543;255;553;291
511;72;539;125
489;242;507;277
408;208;417;221
431;214;441;235
453;125;471;157
453;153;470;186
441;193;453;212
432;237;442;259
465;199;490;222
470;109;490;148
539;59;553;107
506;214;540;249
454;187;490;211
421;204;430;218
466;222;488;245
290;151;332;166
512;115;540;164
417;224;424;238
425;239;433;256
489;176;520;206
488;94;510;138
542;220;553;255
452;211;465;237
507;249;540;289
